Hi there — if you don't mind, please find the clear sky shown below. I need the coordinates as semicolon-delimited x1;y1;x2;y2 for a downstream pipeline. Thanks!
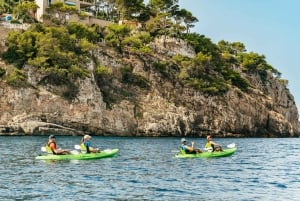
178;0;300;112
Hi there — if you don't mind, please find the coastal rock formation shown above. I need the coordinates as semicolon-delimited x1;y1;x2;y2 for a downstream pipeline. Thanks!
0;34;299;137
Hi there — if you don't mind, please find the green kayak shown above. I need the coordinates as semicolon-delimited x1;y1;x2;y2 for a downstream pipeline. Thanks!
175;147;237;158
36;149;119;160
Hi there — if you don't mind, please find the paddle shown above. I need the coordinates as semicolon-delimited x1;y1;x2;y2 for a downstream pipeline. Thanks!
74;144;83;150
227;143;236;148
173;142;237;154
204;147;213;152
40;146;79;155
74;145;111;153
203;143;236;152
41;146;46;152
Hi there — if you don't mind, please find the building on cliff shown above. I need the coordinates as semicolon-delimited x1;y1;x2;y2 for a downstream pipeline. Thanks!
35;0;111;27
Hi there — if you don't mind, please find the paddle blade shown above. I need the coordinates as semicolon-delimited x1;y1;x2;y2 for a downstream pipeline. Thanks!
103;149;112;153
70;150;80;155
41;147;46;152
74;145;81;150
204;147;213;152
227;143;236;148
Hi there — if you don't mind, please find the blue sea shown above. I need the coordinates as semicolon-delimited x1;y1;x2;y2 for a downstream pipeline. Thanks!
0;136;299;201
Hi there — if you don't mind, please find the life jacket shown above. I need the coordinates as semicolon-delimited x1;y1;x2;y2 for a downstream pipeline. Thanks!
180;144;186;154
205;141;214;152
46;142;56;154
80;142;90;153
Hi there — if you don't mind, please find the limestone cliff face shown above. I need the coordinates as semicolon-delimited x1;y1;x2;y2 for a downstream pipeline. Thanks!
0;37;299;137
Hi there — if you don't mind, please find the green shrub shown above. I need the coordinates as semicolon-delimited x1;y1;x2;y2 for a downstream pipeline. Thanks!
121;66;150;89
222;69;249;91
95;65;112;76
153;61;167;75
0;68;5;77
6;68;28;87
185;77;228;94
10;19;21;24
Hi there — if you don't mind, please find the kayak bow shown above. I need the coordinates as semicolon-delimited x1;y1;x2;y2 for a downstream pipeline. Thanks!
36;149;119;160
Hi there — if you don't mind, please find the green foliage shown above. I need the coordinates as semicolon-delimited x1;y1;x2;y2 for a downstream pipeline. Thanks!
182;52;213;80
218;40;246;55
69;64;90;79
183;33;219;55
6;68;27;87
172;54;191;67
10;19;21;24
122;32;152;54
174;52;227;94
146;12;173;37
153;61;167;73
2;30;38;68
185;76;228;94
0;0;283;99
175;35;280;92
66;22;99;43
152;61;179;79
239;52;281;80
3;23;94;79
78;11;88;19
222;69;249;91
278;79;288;86
115;0;146;20
13;1;38;23
1;23;95;95
0;67;5;77
121;66;150;89
105;24;132;52
0;0;13;14
95;65;112;76
174;8;198;33
193;52;212;67
149;0;178;14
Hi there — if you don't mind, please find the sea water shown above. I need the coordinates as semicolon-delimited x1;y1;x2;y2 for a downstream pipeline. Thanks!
0;136;299;201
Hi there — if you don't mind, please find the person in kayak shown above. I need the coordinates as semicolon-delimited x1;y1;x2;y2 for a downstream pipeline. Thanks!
46;135;71;155
205;135;223;152
80;134;101;153
180;138;202;154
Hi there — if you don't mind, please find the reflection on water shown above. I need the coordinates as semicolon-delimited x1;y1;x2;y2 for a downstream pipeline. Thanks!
0;136;299;200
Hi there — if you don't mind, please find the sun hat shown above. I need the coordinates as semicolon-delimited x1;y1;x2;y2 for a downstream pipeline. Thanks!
181;138;186;143
84;135;92;140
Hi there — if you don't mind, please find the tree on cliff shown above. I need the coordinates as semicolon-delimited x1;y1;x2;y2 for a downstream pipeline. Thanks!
115;0;146;20
0;0;282;98
105;23;132;53
2;23;97;96
13;0;38;23
0;0;17;14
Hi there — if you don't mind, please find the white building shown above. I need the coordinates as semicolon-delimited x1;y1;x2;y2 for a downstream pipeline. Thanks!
35;0;111;27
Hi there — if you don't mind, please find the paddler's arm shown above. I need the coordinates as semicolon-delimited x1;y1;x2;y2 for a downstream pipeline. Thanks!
186;142;195;151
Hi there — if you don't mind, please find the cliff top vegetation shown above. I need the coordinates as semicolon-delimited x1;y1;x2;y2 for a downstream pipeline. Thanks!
0;0;284;103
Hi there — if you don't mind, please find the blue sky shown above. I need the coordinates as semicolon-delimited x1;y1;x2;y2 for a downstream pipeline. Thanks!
178;0;300;112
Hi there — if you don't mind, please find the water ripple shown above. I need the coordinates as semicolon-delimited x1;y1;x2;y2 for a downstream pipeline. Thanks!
0;136;299;200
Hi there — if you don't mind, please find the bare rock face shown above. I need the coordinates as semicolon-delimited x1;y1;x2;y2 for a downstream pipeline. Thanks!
136;85;299;137
0;36;299;137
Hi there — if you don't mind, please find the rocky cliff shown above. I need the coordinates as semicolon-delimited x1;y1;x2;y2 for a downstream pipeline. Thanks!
0;30;299;137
